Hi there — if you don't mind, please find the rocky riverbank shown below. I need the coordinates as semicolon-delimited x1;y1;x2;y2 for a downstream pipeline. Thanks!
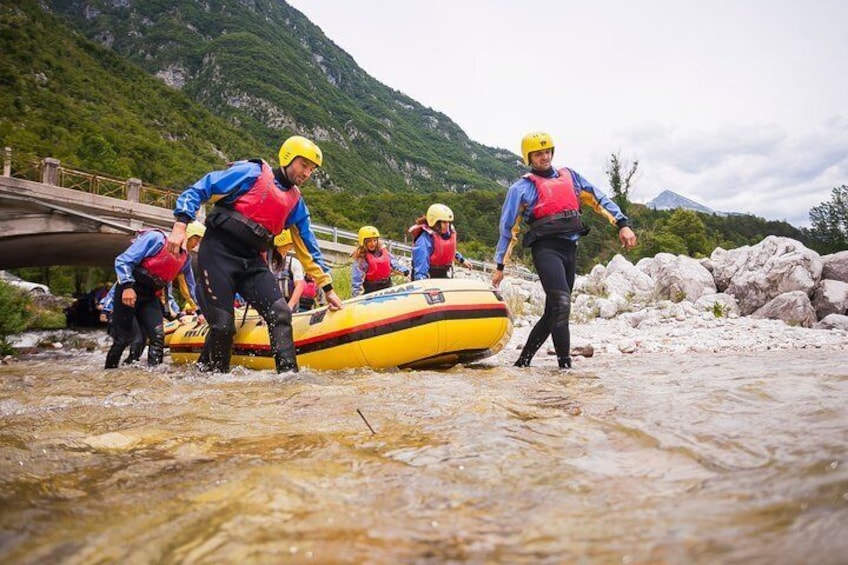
477;236;848;366
5;236;847;367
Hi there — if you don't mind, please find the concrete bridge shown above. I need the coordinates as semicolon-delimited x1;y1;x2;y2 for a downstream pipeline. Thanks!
0;152;408;270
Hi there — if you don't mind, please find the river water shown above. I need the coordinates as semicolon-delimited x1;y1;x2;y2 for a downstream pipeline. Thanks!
1;340;847;564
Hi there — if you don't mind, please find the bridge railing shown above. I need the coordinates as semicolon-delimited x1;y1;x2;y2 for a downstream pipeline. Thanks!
2;148;537;280
3;148;181;209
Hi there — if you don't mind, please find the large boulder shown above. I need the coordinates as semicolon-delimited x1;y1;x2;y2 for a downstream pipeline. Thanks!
812;279;848;318
814;313;848;331
710;236;822;315
822;250;848;283
637;253;716;303
751;290;817;327
604;254;656;302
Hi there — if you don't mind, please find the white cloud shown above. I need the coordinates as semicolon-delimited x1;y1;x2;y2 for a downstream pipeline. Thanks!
287;0;848;227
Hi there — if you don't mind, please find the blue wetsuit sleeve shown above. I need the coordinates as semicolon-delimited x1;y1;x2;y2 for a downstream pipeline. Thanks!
412;235;432;280
173;161;260;221
99;285;115;313
351;260;366;297
570;169;628;226
114;232;165;287
494;180;529;265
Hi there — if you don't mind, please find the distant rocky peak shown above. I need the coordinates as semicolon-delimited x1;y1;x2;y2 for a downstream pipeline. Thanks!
647;190;715;214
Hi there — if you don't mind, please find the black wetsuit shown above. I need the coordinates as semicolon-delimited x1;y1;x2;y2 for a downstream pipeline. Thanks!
194;168;297;373
105;284;165;369
514;167;579;369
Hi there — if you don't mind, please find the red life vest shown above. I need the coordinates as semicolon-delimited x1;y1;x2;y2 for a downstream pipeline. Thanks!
521;167;585;247
301;277;318;299
526;167;580;222
426;225;457;268
231;160;301;237
364;250;392;281
136;231;187;288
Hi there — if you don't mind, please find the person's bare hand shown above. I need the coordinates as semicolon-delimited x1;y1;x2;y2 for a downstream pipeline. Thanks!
619;226;637;250
166;222;188;255
121;287;137;308
325;290;343;311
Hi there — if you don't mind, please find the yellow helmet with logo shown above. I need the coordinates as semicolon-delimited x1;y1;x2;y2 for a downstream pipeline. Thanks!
274;229;293;248
520;131;555;165
426;203;454;227
279;135;323;168
358;225;380;246
185;220;206;240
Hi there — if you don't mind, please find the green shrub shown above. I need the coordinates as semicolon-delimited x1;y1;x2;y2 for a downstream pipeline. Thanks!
0;282;32;353
0;283;31;336
28;308;67;330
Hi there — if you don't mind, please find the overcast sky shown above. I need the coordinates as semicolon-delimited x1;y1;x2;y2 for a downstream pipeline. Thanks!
286;0;848;227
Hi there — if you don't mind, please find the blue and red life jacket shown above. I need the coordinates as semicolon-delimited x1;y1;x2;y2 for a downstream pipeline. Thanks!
210;160;301;249
134;231;187;289
522;167;585;247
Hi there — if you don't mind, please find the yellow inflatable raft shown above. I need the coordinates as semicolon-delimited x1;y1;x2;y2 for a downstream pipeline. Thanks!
166;278;513;371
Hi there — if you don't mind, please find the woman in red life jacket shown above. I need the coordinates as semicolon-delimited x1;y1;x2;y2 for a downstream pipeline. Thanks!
299;274;319;311
491;131;637;369
409;204;472;280
351;225;411;296
165;136;343;374
105;221;205;369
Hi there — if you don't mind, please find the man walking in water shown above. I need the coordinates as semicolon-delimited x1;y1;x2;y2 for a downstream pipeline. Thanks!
492;131;637;369
166;135;342;374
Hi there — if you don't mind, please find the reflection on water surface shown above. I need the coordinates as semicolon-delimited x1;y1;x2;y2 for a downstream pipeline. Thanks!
1;348;847;563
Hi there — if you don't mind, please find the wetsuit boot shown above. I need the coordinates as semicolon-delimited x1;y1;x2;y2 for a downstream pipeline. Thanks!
198;304;236;373
146;324;166;366
548;289;573;371
514;317;551;367
105;342;128;369
267;297;298;373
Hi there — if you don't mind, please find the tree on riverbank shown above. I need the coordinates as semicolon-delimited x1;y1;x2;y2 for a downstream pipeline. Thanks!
806;185;848;255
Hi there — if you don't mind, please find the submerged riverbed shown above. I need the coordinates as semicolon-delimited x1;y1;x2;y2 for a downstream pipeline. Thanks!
1;346;847;563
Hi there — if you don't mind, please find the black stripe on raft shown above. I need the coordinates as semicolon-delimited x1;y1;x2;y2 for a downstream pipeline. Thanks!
296;307;508;355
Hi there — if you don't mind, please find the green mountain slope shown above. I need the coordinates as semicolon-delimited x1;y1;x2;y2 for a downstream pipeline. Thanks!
0;0;267;185
47;0;524;194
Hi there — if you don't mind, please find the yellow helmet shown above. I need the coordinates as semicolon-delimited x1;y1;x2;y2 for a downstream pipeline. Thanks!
358;225;380;246
185;220;206;240
426;203;454;227
278;135;323;168
274;229;293;248
520;131;555;165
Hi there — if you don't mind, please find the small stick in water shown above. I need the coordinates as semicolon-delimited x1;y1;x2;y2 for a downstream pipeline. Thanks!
357;408;376;435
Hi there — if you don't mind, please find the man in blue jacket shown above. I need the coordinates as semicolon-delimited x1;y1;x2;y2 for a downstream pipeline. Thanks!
165;135;342;374
106;221;204;368
492;131;637;369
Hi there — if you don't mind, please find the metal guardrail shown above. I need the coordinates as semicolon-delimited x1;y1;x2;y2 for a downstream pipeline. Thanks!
2;148;538;281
